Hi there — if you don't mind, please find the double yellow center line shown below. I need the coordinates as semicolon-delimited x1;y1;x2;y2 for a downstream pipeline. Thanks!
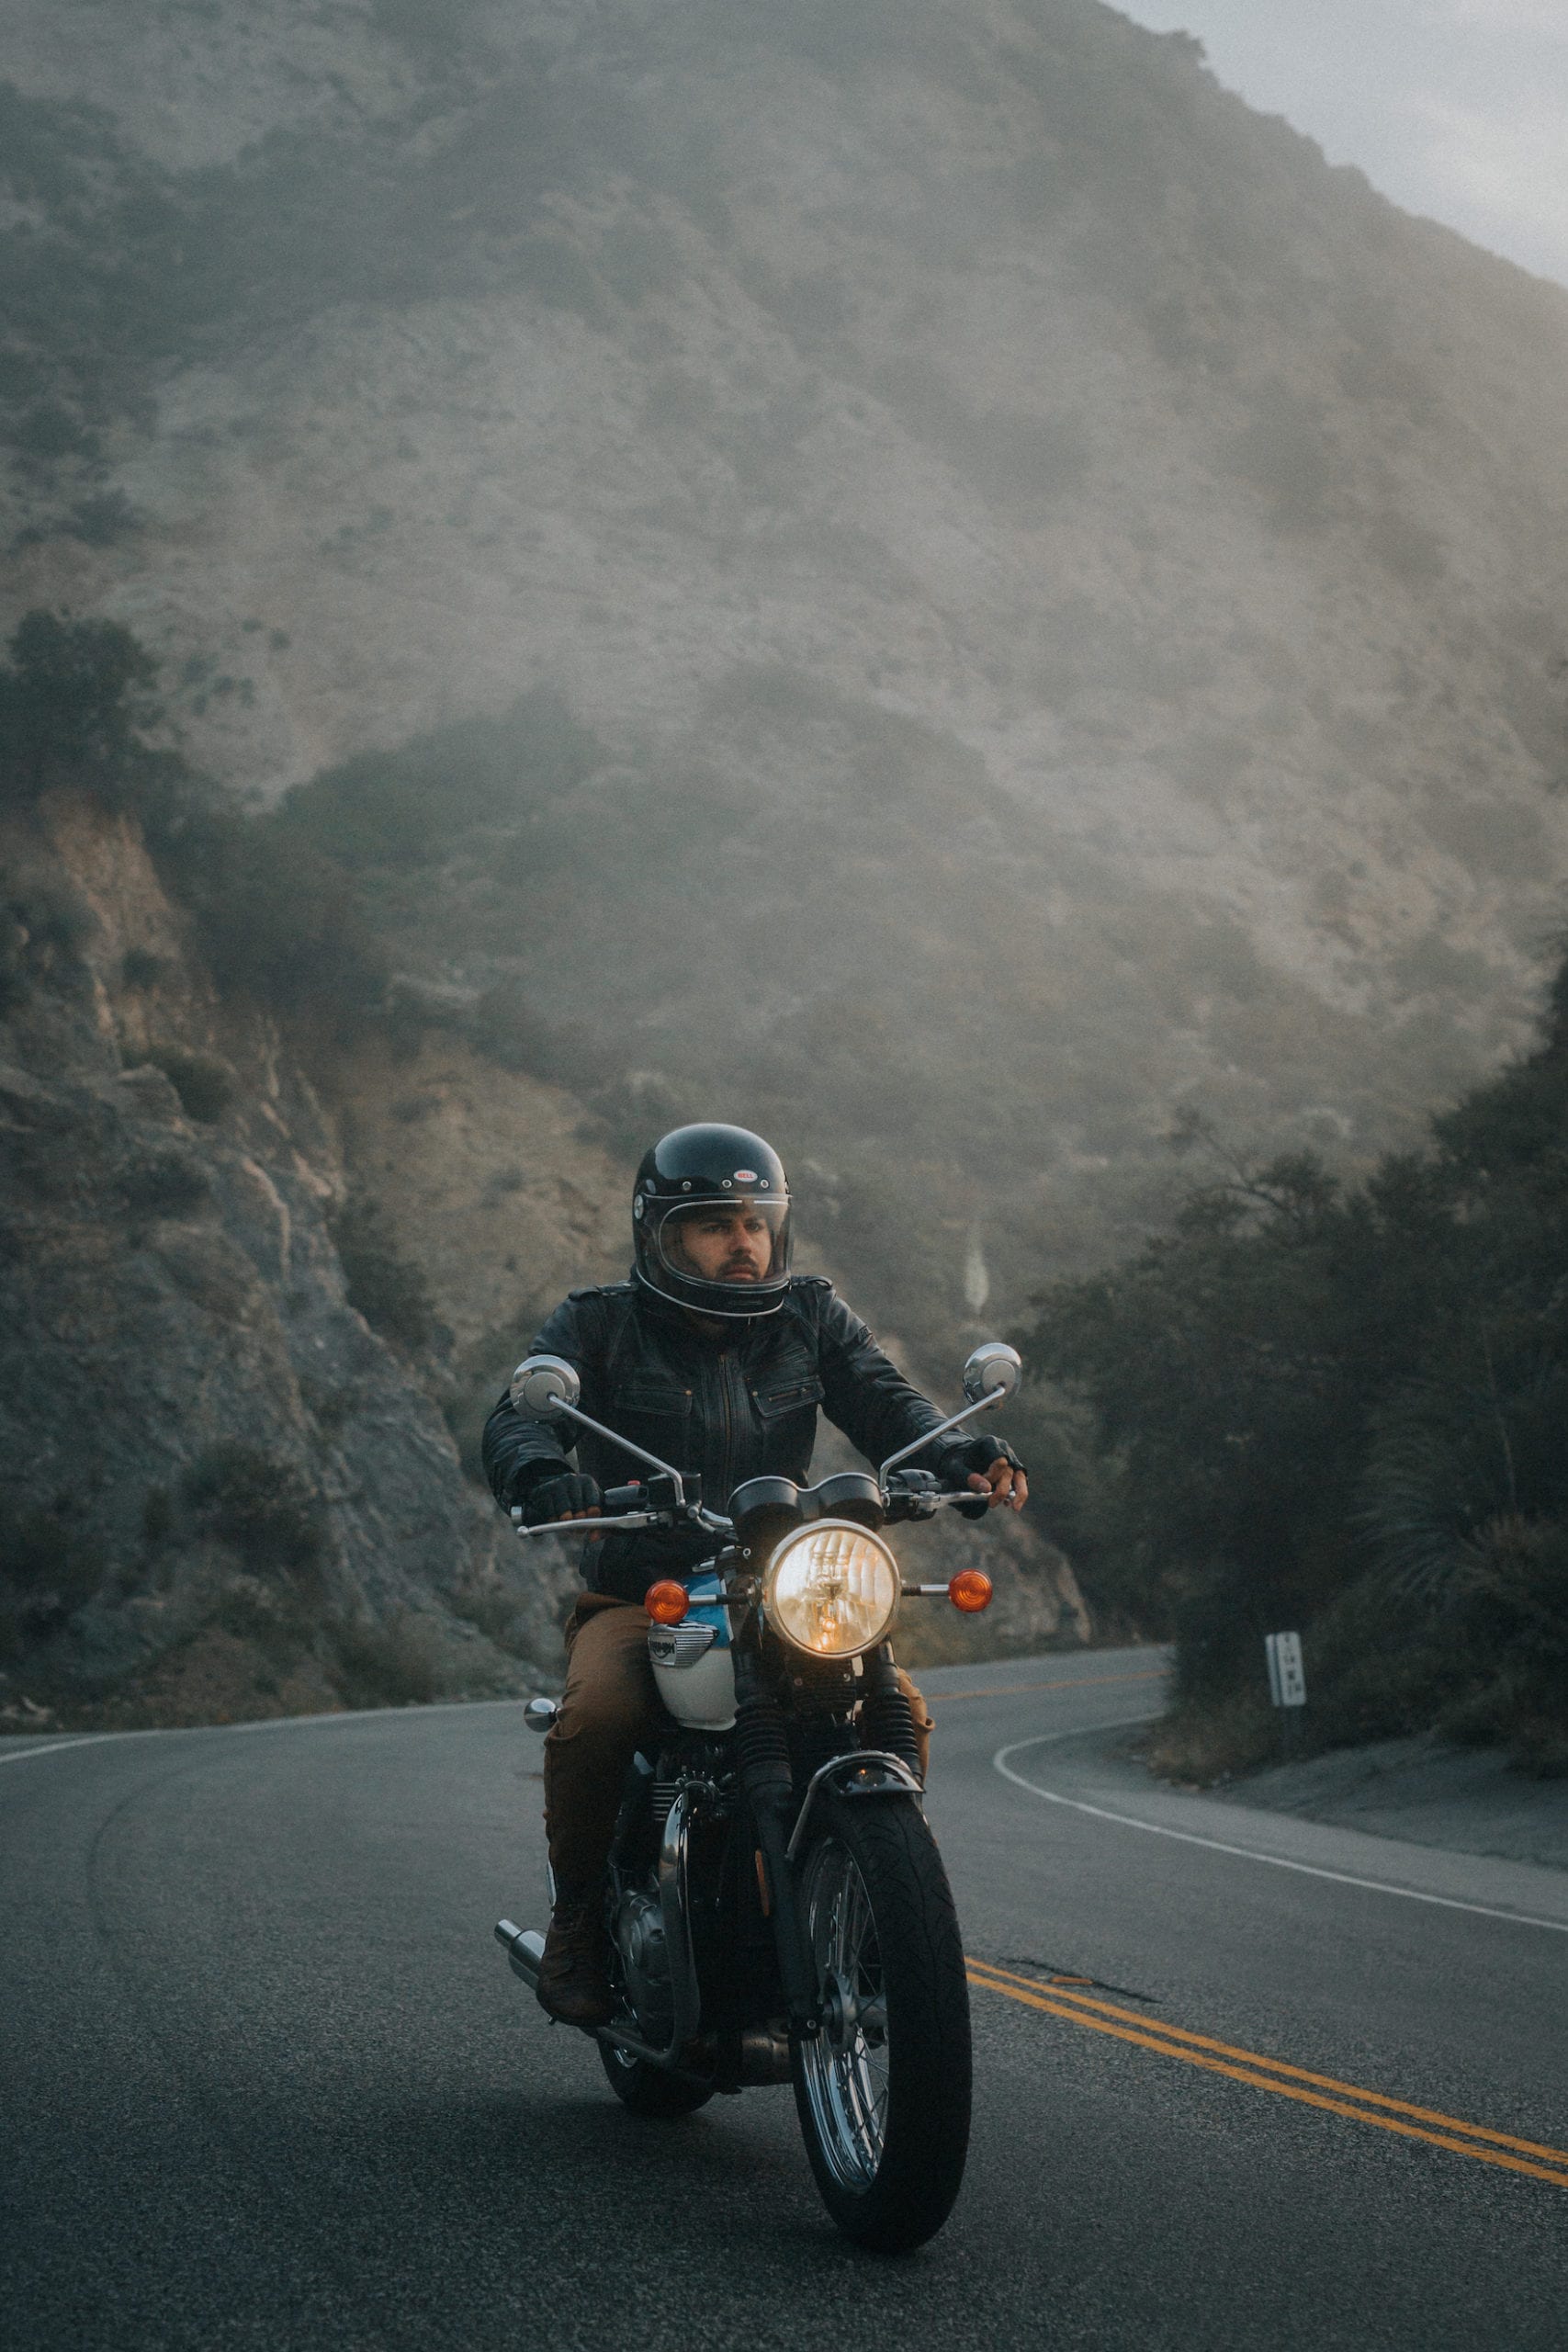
965;1959;1568;2189
929;1671;1166;1704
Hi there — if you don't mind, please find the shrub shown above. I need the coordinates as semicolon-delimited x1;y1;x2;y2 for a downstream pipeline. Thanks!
0;923;27;1013
272;689;604;871
331;1193;438;1351
13;401;98;463
65;491;141;547
0;1499;106;1629
120;1151;211;1219
450;1580;529;1653
462;986;611;1086
141;1486;174;1544
299;1376;355;1442
181;1443;327;1576
120;946;169;989
209;1573;323;1661
167;808;389;1019
144;1046;235;1123
329;1611;446;1707
5;871;96;957
0;873;96;1002
0;610;180;812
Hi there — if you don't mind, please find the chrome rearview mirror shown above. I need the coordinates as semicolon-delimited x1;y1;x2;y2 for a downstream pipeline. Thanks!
962;1341;1022;1407
880;1341;1023;1487
510;1354;581;1416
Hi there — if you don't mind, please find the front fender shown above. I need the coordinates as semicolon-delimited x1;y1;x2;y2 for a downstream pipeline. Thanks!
784;1748;924;1865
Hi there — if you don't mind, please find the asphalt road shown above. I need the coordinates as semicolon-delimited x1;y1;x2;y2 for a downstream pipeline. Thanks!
5;1648;1565;2350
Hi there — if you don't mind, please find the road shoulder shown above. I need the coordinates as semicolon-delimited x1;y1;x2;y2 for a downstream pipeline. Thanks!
996;1717;1568;1930
1193;1732;1568;1873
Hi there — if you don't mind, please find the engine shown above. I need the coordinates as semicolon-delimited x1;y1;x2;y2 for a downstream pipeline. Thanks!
613;1879;674;2036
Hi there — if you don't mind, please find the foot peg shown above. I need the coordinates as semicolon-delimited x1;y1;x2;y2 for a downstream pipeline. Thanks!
495;1918;547;1990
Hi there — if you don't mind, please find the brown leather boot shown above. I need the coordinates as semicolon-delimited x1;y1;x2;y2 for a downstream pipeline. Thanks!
536;1887;615;2029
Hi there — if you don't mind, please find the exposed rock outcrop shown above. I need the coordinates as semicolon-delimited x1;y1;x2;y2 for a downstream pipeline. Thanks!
0;793;581;1723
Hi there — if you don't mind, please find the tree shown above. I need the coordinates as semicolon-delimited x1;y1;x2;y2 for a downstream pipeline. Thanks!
0;609;175;809
1034;947;1568;1763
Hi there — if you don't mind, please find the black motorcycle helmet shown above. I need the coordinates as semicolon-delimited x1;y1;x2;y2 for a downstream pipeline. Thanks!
632;1124;793;1320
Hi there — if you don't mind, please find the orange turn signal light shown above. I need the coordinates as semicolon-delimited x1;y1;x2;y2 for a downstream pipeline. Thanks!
645;1579;690;1625
948;1569;993;1614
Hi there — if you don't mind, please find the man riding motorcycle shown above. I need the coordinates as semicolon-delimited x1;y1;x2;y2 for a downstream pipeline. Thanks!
482;1124;1027;2028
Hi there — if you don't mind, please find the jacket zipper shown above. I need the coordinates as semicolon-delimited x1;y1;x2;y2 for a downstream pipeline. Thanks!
716;1349;734;1502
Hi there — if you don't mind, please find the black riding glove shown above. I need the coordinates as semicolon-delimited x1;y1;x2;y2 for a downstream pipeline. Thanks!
934;1435;1026;1518
523;1473;604;1526
937;1434;1027;1488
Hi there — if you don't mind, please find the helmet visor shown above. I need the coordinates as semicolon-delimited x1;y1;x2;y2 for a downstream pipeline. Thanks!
654;1197;791;1298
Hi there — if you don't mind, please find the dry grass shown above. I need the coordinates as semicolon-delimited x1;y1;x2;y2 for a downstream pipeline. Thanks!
1143;1688;1280;1787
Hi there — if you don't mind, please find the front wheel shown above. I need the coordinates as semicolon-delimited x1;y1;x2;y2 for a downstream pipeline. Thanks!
792;1794;971;2252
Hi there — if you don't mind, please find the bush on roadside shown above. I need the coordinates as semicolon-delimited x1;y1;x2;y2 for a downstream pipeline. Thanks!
450;1577;531;1655
1037;940;1568;1771
328;1610;447;1707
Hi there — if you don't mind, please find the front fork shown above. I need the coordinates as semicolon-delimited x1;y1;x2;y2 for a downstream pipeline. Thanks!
731;1639;925;2039
732;1645;823;2040
858;1642;923;1775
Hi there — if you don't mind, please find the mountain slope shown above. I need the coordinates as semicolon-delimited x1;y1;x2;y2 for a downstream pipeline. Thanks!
2;1;1567;1649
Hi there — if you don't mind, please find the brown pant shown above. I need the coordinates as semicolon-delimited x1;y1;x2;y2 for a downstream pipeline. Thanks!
543;1592;934;1890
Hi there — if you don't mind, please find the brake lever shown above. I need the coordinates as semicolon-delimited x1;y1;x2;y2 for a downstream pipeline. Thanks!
511;1510;669;1540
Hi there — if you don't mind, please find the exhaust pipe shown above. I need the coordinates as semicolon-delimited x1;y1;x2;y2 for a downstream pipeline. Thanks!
495;1918;547;1990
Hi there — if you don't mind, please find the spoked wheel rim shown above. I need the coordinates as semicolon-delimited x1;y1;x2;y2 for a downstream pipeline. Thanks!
798;1835;890;2191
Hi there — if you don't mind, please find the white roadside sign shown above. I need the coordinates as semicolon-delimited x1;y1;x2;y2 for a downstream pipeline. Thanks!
1265;1630;1307;1709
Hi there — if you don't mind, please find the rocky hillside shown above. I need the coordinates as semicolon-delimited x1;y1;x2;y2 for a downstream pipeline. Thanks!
0;786;582;1723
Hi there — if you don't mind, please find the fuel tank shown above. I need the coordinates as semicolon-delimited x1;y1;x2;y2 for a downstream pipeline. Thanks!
646;1570;735;1730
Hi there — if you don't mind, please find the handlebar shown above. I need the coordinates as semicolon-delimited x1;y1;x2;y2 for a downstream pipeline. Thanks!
512;1481;993;1541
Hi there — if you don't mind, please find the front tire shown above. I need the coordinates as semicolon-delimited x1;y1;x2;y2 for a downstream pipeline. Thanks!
599;2038;715;2118
792;1793;971;2253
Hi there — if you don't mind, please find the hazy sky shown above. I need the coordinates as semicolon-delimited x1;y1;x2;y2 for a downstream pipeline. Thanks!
1115;1;1568;288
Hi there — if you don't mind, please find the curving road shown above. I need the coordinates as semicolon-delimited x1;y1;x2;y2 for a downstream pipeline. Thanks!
5;1649;1566;2349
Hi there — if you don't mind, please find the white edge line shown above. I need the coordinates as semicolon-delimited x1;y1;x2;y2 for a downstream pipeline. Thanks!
0;1692;551;1766
0;1736;114;1767
994;1720;1568;1937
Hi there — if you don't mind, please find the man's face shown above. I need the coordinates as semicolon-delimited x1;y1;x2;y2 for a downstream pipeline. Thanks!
668;1204;774;1284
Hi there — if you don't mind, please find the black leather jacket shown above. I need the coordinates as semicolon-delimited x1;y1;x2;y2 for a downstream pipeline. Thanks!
482;1275;957;1601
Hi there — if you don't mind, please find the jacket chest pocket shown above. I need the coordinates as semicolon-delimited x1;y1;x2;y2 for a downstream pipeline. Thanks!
751;1370;825;1422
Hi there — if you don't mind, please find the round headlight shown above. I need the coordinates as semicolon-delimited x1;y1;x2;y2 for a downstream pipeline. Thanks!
762;1521;900;1658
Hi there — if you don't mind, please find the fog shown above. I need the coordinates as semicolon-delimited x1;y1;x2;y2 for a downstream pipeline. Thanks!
4;0;1568;1374
1115;0;1568;287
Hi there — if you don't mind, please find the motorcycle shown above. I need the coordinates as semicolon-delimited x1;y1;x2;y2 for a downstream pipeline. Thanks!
493;1339;1023;2254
